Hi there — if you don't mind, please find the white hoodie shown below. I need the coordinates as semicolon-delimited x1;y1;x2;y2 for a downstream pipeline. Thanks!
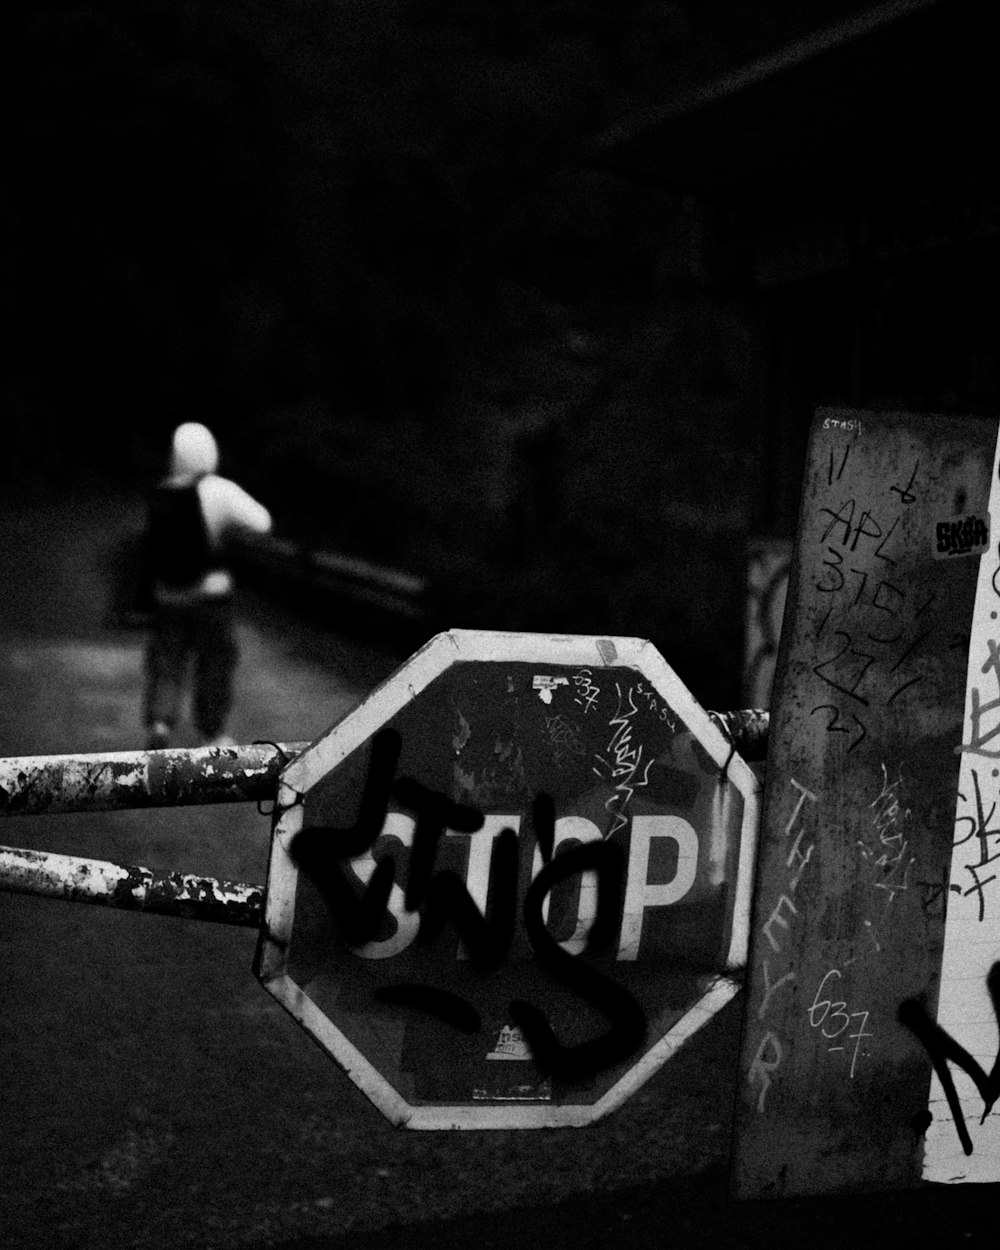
157;422;272;602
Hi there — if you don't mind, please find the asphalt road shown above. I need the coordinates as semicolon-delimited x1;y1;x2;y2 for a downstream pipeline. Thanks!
1;480;999;1248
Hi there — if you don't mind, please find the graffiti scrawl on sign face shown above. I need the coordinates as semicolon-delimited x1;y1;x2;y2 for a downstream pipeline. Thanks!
255;631;759;1129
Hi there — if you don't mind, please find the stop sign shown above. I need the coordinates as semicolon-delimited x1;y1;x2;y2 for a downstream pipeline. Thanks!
255;630;759;1128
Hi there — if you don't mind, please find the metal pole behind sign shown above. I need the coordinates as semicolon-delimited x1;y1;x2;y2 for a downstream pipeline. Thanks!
0;710;767;924
0;844;263;927
0;714;768;820
0;741;309;817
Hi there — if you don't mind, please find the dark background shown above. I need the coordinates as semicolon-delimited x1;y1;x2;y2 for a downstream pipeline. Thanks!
7;0;997;708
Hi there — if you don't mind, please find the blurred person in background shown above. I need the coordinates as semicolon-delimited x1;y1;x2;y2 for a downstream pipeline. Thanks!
141;422;272;749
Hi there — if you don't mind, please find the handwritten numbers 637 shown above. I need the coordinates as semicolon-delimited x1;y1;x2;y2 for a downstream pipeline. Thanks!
808;969;872;1079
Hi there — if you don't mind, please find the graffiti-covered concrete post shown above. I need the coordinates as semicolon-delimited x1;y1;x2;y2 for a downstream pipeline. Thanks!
256;630;759;1128
733;407;1000;1196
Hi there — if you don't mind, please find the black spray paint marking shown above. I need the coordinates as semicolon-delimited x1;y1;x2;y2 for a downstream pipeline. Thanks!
289;727;649;1082
935;516;989;558
376;984;482;1034
911;1108;933;1136
289;727;403;949
898;961;1000;1156
509;800;648;1081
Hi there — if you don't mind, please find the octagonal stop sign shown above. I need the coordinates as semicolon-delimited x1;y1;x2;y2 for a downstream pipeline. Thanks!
255;631;759;1128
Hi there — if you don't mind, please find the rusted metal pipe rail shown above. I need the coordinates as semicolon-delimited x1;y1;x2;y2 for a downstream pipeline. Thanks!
0;845;263;927
0;741;310;818
0;711;768;820
0;711;768;927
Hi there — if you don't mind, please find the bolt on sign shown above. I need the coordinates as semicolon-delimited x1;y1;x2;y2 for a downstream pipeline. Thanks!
256;631;759;1128
732;407;1000;1197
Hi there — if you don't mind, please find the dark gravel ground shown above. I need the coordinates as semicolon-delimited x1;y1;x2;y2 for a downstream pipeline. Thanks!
1;480;998;1249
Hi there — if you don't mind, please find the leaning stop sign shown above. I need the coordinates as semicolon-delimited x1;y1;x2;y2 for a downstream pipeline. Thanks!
255;630;759;1128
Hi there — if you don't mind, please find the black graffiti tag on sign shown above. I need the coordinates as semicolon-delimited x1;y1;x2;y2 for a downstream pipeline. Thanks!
288;727;649;1082
934;515;990;560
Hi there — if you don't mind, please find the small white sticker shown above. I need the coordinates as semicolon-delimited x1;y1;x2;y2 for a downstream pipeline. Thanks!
532;675;569;704
486;1025;533;1061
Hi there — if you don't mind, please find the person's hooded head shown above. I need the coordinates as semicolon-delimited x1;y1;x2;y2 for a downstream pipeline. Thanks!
169;422;218;481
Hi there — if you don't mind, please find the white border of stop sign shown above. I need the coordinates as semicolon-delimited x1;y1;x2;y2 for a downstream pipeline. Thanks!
256;630;760;1129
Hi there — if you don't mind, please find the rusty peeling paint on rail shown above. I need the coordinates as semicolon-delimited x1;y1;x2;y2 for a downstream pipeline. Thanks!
0;710;768;923
0;845;264;926
0;714;768;818
0;741;310;817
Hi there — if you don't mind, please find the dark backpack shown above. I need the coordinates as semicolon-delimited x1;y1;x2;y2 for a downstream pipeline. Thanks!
144;482;213;589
